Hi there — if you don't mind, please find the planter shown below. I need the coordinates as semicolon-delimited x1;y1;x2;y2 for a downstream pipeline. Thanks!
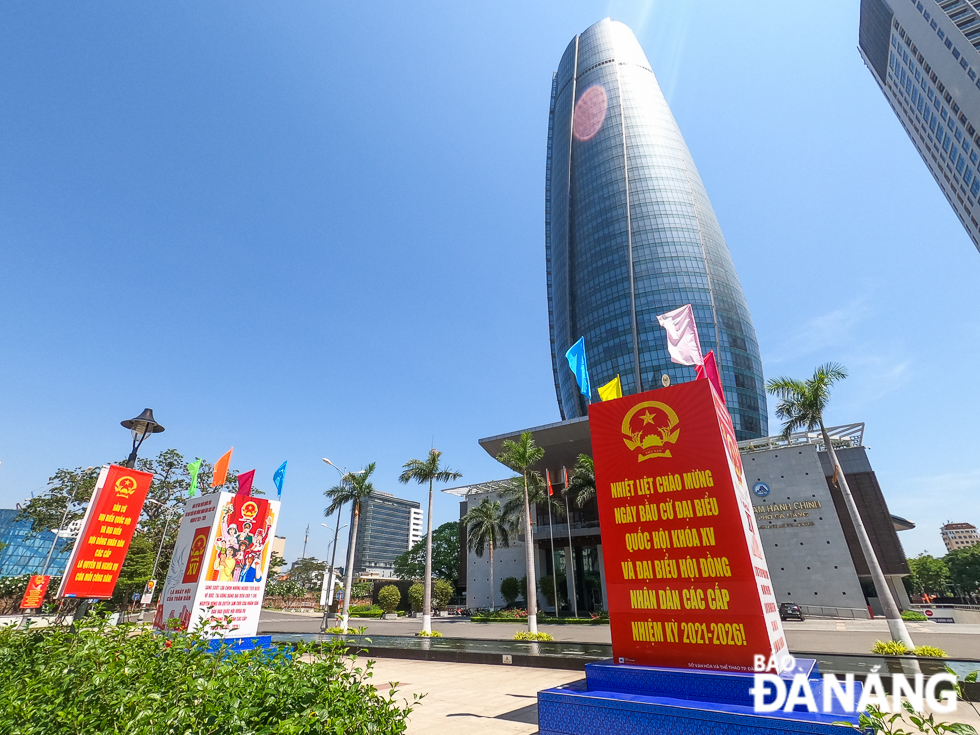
437;611;449;617
413;612;424;618
383;613;399;620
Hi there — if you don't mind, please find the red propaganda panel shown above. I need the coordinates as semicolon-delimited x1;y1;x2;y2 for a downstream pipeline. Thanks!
590;379;789;672
182;526;211;584
20;575;51;609
57;464;153;599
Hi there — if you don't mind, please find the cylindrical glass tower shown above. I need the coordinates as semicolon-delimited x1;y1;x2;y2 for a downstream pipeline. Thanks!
546;18;768;440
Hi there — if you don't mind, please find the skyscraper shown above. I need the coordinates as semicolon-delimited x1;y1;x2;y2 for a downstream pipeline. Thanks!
546;19;768;439
859;0;980;254
350;492;421;579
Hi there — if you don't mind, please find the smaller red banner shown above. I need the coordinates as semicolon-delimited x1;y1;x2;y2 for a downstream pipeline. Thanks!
182;527;211;583
20;575;51;609
59;464;154;599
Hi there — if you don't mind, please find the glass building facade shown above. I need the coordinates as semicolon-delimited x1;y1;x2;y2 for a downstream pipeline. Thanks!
350;493;421;579
859;0;980;254
0;509;71;577
546;19;768;439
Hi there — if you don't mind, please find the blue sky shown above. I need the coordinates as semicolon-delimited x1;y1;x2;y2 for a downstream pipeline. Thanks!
1;1;977;565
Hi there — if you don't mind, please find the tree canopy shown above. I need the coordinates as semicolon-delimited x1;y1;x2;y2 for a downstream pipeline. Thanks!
393;521;460;583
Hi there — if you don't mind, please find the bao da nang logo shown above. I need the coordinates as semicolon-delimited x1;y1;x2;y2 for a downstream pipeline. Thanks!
622;401;680;461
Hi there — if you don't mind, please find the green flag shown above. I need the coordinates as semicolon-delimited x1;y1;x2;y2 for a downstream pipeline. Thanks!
187;459;203;497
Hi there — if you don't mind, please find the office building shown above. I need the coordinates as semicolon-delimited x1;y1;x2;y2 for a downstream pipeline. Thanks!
940;521;979;550
546;18;768;439
350;492;421;579
450;420;912;618
0;509;71;577
859;0;980;253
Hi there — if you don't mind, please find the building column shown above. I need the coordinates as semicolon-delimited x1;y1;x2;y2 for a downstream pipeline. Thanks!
597;545;608;612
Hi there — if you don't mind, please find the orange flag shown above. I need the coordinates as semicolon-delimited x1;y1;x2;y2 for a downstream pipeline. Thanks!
211;447;233;487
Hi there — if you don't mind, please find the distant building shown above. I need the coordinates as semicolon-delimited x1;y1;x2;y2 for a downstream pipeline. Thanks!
859;0;980;254
271;535;286;561
941;522;979;551
351;492;421;579
0;509;71;577
410;508;424;548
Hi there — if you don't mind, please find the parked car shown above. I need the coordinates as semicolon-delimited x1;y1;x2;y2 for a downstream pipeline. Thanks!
779;602;805;621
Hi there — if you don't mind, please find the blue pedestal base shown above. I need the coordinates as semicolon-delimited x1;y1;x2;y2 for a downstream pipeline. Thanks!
206;635;273;653
538;659;862;734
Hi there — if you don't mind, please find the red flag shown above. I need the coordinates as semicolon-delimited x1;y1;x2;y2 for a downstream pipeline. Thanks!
695;349;725;405
546;469;553;496
237;469;255;497
562;466;568;488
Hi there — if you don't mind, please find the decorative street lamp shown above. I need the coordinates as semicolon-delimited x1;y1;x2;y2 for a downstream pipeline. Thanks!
120;408;165;468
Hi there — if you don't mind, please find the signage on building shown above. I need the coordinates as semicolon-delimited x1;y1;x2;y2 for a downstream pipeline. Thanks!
752;482;770;498
20;575;51;609
57;464;154;599
589;379;790;672
153;492;279;638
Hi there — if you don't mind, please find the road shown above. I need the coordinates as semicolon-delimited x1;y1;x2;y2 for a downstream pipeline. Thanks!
258;610;980;659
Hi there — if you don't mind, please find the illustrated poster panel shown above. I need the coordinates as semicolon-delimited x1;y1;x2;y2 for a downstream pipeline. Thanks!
58;465;153;599
154;493;222;632
589;379;789;672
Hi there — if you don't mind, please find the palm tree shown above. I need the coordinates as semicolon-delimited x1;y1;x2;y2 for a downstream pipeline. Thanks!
495;432;544;634
766;363;914;648
399;449;462;634
461;498;510;612
568;454;596;508
324;462;377;629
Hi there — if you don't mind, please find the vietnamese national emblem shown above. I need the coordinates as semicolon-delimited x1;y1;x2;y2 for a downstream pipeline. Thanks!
622;401;680;461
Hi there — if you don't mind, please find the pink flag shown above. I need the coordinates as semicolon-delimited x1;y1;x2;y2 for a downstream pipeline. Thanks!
696;349;726;405
656;304;703;366
236;469;255;497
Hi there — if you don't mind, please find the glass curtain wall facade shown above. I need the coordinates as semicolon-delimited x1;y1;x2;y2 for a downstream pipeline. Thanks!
859;0;980;254
0;509;70;577
546;19;768;439
350;493;421;578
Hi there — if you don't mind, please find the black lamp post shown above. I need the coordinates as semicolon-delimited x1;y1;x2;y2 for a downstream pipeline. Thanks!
121;408;165;468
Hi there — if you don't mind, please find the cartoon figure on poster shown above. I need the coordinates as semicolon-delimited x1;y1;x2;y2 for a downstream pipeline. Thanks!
206;496;274;583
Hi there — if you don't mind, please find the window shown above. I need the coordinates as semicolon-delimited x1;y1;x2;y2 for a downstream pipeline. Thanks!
971;178;979;197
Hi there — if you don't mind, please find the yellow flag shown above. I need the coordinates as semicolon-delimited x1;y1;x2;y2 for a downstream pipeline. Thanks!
598;375;622;402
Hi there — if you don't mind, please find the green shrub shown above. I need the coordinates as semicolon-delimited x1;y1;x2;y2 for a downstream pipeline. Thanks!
513;631;554;641
500;577;520;606
432;579;454;611
913;645;948;658
351;581;373;598
378;585;401;614
0;609;416;733
901;610;928;621
415;630;442;637
324;626;359;635
871;640;910;655
350;604;381;614
409;583;424;613
537;574;566;608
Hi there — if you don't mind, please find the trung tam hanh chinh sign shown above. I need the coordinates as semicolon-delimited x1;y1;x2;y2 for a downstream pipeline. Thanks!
589;379;790;672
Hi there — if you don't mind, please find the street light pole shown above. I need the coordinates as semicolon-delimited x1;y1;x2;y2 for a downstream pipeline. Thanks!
320;458;363;632
146;499;181;592
41;466;96;578
319;523;347;612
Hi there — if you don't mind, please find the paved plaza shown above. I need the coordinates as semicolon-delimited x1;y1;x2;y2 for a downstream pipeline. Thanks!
362;657;980;734
259;610;980;659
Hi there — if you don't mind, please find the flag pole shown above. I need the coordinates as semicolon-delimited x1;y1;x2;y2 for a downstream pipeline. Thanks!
546;469;558;619
563;467;578;619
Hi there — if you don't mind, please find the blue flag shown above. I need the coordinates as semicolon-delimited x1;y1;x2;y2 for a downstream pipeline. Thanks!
565;337;591;399
273;461;287;499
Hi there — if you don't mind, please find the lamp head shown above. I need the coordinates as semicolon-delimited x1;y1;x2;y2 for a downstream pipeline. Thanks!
122;408;165;440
